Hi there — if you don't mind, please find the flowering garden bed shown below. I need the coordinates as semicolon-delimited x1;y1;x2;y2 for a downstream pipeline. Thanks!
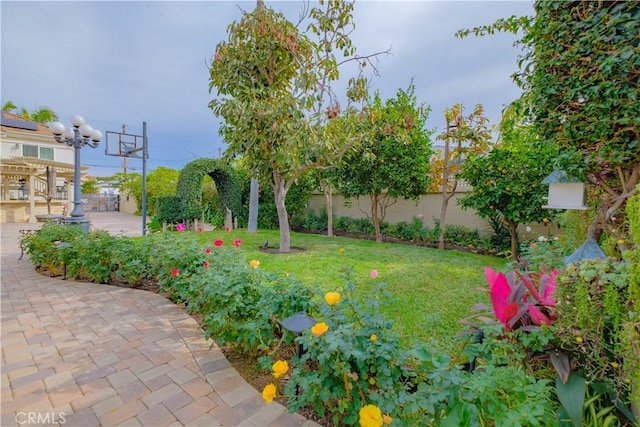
24;223;638;425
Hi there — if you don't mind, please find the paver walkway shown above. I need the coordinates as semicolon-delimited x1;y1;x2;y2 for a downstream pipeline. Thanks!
1;213;318;426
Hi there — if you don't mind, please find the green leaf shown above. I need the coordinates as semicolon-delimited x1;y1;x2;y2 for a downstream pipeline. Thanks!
556;373;585;427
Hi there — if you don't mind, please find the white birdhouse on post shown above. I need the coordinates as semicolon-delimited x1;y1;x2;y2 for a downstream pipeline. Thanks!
541;169;588;210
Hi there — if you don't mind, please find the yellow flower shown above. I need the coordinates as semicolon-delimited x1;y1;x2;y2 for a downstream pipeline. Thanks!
272;360;289;379
359;404;383;427
383;414;393;424
617;238;625;244
339;248;346;253
576;336;583;344
262;383;277;403
311;322;329;337
370;334;378;342
611;362;619;369
325;292;341;306
250;259;260;269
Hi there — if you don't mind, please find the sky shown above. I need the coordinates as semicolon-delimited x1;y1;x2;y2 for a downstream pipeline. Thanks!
1;0;534;177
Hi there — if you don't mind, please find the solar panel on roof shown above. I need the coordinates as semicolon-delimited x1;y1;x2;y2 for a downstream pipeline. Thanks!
0;116;39;131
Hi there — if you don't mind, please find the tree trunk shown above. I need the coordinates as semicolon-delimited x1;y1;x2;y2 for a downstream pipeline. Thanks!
508;220;519;260
325;184;333;237
248;177;259;233
274;176;291;252
438;196;449;250
438;132;452;250
372;194;382;242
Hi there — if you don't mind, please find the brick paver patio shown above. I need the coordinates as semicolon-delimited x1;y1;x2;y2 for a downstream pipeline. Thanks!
1;214;319;427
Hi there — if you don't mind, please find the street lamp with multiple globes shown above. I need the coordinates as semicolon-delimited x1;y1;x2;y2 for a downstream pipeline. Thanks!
49;115;102;231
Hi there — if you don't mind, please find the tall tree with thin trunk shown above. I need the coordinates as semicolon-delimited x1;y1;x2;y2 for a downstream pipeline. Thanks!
431;103;492;249
208;1;382;252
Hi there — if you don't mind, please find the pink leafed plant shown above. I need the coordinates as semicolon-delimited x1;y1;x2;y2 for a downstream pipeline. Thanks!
479;266;558;331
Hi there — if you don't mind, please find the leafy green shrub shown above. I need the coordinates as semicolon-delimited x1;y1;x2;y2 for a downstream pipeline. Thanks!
156;195;184;225
110;237;155;286
66;230;117;283
193;248;315;356
517;236;568;271
284;270;409;424
25;224;84;274
299;208;328;232
386;217;427;241
333;216;375;234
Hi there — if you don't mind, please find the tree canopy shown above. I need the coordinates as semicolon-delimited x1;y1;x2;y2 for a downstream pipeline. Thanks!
458;1;639;241
333;83;433;242
208;1;375;252
459;116;557;258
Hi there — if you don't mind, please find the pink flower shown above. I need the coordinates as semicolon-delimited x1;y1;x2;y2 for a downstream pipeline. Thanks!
205;247;212;254
171;269;179;277
176;223;186;232
214;240;223;247
232;239;242;247
198;227;203;232
370;270;379;279
203;261;209;269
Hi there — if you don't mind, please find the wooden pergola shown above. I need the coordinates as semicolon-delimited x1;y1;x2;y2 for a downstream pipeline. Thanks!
0;157;87;223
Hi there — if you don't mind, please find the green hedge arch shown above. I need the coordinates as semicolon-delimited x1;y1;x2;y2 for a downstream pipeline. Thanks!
176;158;242;222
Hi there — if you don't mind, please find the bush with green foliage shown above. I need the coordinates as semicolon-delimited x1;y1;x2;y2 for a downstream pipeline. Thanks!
300;210;496;251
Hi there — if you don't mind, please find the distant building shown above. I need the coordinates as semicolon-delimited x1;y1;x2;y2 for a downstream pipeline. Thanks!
0;112;88;223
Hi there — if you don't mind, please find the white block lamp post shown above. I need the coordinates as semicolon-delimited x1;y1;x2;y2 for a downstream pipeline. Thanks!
49;115;102;232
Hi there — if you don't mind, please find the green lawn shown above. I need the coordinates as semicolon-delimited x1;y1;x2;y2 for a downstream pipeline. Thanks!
199;229;507;346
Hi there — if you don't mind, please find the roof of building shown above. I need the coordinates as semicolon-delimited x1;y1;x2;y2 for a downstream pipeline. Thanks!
1;111;54;136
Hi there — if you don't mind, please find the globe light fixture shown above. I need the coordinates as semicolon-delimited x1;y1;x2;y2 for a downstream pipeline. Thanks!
49;115;102;231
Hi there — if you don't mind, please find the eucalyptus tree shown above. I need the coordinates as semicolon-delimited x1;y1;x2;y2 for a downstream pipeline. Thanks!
208;1;383;252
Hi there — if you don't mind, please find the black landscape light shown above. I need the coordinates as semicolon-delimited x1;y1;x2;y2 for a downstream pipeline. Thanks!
281;312;316;358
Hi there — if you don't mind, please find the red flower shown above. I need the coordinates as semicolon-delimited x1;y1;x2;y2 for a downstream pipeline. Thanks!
171;269;179;277
232;239;242;247
198;227;203;232
203;261;209;269
205;247;211;254
214;240;223;247
225;227;230;232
